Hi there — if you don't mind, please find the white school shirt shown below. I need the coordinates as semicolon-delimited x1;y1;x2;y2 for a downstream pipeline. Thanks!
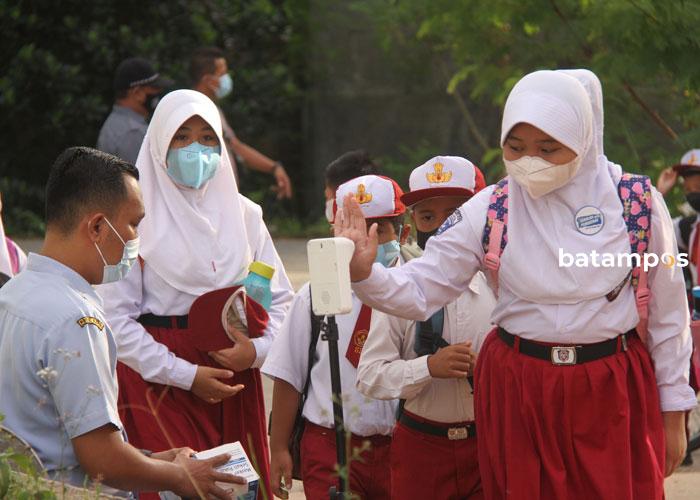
353;185;697;412
98;196;294;390
261;283;398;436
357;271;495;423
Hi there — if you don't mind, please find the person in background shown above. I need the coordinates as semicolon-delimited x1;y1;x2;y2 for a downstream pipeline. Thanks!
189;47;293;198
0;147;243;499
656;149;700;465
97;57;173;164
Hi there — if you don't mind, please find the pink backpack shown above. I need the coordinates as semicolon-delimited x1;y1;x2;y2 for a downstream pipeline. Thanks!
482;173;653;342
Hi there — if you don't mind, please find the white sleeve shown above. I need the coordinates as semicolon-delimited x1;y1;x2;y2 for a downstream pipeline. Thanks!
646;189;696;411
243;201;294;368
261;284;312;393
356;310;432;400
353;188;491;321
97;263;197;390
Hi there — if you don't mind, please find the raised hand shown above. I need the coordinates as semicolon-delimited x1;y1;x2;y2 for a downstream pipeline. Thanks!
656;167;678;196
333;193;378;282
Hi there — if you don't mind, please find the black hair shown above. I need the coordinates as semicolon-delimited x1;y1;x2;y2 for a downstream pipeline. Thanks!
373;215;404;236
324;150;381;191
189;47;226;85
45;147;139;234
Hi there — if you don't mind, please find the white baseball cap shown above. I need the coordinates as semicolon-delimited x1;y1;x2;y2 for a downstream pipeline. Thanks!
401;155;486;207
333;175;406;222
673;149;700;177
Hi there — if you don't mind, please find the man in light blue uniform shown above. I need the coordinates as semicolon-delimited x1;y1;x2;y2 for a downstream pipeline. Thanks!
0;147;242;499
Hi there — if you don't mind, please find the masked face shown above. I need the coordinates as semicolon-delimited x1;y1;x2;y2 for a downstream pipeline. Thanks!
166;142;222;189
215;73;233;99
686;192;700;212
94;217;139;284
144;92;161;113
375;239;401;267
504;155;582;198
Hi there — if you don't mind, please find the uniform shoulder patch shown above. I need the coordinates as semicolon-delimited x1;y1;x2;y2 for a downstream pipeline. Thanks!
77;316;104;331
436;209;463;236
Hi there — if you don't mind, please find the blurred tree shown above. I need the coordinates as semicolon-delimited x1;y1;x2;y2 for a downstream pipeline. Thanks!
0;0;308;233
355;0;700;210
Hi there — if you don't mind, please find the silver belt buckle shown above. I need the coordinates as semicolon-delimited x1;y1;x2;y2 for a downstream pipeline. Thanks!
551;346;577;365
447;427;469;440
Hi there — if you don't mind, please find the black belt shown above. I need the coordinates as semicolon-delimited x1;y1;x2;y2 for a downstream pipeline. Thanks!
497;327;630;365
399;411;476;440
138;313;189;329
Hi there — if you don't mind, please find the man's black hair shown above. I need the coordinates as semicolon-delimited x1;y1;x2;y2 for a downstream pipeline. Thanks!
325;150;381;190
45;147;139;234
189;47;226;85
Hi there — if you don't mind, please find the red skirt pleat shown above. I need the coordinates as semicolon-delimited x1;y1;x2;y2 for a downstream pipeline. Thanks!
474;328;664;500
116;324;271;499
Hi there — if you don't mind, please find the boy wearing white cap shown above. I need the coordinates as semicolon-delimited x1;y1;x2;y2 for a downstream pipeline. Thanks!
357;156;495;499
657;149;700;290
264;174;406;500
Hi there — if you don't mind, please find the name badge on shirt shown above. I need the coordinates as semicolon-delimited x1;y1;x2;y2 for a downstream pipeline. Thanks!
77;316;105;331
575;206;604;235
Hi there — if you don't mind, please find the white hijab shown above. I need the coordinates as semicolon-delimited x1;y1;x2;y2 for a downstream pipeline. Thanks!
136;89;252;296
498;70;631;304
558;69;624;183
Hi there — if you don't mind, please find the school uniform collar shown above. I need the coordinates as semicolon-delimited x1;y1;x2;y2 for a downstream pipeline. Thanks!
27;253;102;304
467;272;482;295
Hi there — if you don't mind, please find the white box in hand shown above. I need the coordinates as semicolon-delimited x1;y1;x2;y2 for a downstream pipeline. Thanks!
307;237;355;316
195;441;259;500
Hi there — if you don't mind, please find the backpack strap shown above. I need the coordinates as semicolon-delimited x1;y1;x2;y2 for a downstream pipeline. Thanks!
300;287;323;410
482;179;509;292
618;173;653;343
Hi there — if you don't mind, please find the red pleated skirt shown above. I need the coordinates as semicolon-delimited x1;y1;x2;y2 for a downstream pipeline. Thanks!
474;328;664;500
116;324;271;499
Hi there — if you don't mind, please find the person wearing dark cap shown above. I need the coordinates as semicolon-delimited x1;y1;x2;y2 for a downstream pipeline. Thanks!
97;57;173;164
657;149;700;291
189;47;292;199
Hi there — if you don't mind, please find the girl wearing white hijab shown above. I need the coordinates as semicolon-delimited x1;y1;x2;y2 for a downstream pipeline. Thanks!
99;89;293;498
336;70;695;499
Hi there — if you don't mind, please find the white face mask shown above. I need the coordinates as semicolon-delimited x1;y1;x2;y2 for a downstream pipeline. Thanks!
93;217;140;284
325;198;335;223
504;155;582;198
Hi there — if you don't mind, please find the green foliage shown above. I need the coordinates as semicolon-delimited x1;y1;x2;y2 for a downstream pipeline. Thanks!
0;0;309;231
0;177;46;237
355;0;700;213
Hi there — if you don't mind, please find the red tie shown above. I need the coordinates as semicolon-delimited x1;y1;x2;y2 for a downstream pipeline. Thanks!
345;304;372;368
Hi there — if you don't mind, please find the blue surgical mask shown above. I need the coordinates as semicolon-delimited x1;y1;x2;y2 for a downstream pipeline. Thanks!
375;239;401;268
166;142;221;189
94;217;139;284
215;73;233;99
